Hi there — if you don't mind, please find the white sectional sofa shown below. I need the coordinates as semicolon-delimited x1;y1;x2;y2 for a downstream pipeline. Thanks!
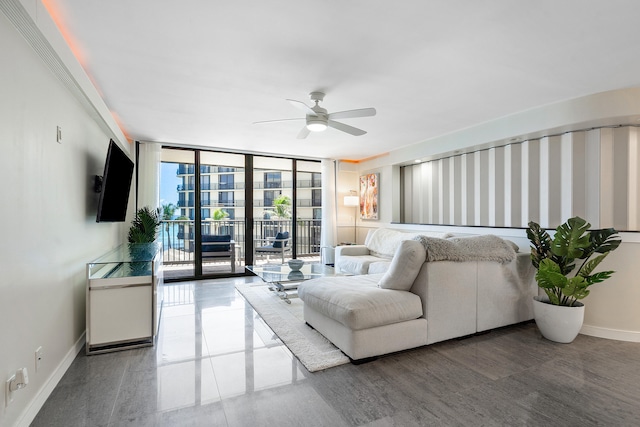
299;233;536;361
335;228;451;274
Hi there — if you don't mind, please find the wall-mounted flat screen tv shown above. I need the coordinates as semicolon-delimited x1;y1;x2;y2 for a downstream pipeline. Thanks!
96;139;134;222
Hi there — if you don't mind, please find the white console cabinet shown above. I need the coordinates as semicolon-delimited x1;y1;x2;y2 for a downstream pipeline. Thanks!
86;243;163;354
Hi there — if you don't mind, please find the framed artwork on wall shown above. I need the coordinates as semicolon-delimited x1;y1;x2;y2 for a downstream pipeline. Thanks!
359;173;379;220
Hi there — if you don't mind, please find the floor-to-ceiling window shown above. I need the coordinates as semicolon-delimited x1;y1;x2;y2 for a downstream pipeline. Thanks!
200;151;245;276
160;148;321;281
253;156;294;262
296;161;322;256
161;149;196;279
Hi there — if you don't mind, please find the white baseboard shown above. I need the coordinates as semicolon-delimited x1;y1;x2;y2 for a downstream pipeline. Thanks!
580;324;640;342
16;332;86;427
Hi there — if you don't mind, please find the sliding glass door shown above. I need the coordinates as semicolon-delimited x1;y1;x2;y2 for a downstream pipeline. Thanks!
199;152;245;276
159;149;195;280
296;161;322;257
252;156;294;264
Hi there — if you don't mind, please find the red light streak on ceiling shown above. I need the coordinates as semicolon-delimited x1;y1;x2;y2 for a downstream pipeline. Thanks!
110;111;132;143
41;0;130;141
40;0;87;67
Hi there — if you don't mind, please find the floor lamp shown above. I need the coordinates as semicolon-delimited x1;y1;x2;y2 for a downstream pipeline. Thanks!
344;192;359;243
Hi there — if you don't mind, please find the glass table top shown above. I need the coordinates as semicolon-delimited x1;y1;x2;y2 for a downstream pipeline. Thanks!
246;263;337;283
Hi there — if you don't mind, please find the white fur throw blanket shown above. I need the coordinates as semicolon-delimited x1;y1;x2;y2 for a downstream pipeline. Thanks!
413;235;517;264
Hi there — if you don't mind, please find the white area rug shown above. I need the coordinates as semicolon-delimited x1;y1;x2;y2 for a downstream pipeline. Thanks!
235;281;350;372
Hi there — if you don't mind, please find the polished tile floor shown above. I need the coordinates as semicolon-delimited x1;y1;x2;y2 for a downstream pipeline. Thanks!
33;278;640;426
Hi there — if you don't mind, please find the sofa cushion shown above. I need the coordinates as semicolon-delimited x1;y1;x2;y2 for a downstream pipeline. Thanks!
364;228;453;258
201;234;231;252
335;254;382;275
368;261;391;274
298;274;423;330
364;228;419;258
378;240;427;291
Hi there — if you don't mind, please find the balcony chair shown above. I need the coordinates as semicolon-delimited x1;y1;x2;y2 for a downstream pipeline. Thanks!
254;231;292;264
200;234;236;272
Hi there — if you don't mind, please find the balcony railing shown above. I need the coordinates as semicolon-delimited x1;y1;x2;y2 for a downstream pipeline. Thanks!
296;199;322;207
177;182;245;191
176;165;240;175
253;180;293;189
296;179;322;188
159;219;321;265
176;165;212;175
176;200;246;208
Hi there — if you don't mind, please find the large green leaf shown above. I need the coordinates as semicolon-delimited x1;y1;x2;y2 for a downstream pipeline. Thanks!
535;259;567;290
543;288;560;305
589;228;621;254
578;253;608;278
527;221;552;269
551;216;591;259
586;270;615;285
562;276;588;300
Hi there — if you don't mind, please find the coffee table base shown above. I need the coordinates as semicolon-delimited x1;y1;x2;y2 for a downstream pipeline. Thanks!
246;263;338;304
269;281;300;304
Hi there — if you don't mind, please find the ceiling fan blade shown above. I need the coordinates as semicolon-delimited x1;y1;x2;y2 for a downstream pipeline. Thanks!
287;99;317;116
328;120;367;136
328;108;377;120
297;126;311;139
253;118;304;125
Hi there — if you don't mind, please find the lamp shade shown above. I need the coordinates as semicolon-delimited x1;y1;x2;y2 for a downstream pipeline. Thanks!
344;195;359;207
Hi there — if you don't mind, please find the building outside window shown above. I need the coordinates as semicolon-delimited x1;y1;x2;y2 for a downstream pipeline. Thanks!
264;172;281;189
219;174;234;190
263;190;275;209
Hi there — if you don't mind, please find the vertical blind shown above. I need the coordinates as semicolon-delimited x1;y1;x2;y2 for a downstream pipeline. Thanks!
401;126;640;231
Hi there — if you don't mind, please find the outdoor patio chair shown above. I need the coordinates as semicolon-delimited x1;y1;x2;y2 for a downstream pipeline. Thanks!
254;231;291;264
201;234;236;272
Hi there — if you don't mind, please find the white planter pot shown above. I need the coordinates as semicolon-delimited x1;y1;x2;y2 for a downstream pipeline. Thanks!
532;296;585;343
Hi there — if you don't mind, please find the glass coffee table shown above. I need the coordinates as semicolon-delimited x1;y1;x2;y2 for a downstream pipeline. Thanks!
246;263;338;303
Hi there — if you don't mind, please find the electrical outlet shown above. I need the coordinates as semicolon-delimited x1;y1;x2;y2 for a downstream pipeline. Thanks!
35;346;43;372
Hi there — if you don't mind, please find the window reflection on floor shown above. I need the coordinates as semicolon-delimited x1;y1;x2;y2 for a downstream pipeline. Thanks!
155;280;305;412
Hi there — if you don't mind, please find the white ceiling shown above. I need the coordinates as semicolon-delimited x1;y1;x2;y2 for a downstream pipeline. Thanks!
47;0;640;161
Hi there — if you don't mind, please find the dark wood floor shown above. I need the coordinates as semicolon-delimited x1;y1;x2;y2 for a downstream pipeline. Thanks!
32;278;640;426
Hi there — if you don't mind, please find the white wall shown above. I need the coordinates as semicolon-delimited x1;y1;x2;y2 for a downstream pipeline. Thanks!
0;5;129;426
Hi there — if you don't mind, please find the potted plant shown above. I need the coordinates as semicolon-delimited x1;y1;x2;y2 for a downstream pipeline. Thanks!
128;206;161;244
527;216;621;343
127;206;161;275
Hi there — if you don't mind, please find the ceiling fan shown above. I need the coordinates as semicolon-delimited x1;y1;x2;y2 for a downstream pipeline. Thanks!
254;92;376;139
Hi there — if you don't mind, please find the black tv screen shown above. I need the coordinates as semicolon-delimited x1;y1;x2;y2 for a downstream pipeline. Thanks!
96;139;134;222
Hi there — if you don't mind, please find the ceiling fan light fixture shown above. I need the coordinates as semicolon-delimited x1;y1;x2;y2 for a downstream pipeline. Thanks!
306;119;327;132
256;92;375;138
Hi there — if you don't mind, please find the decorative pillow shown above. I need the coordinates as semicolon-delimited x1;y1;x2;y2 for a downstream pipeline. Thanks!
273;231;289;248
378;240;426;291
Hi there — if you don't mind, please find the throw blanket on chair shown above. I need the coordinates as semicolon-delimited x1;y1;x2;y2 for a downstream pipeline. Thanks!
413;235;517;263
